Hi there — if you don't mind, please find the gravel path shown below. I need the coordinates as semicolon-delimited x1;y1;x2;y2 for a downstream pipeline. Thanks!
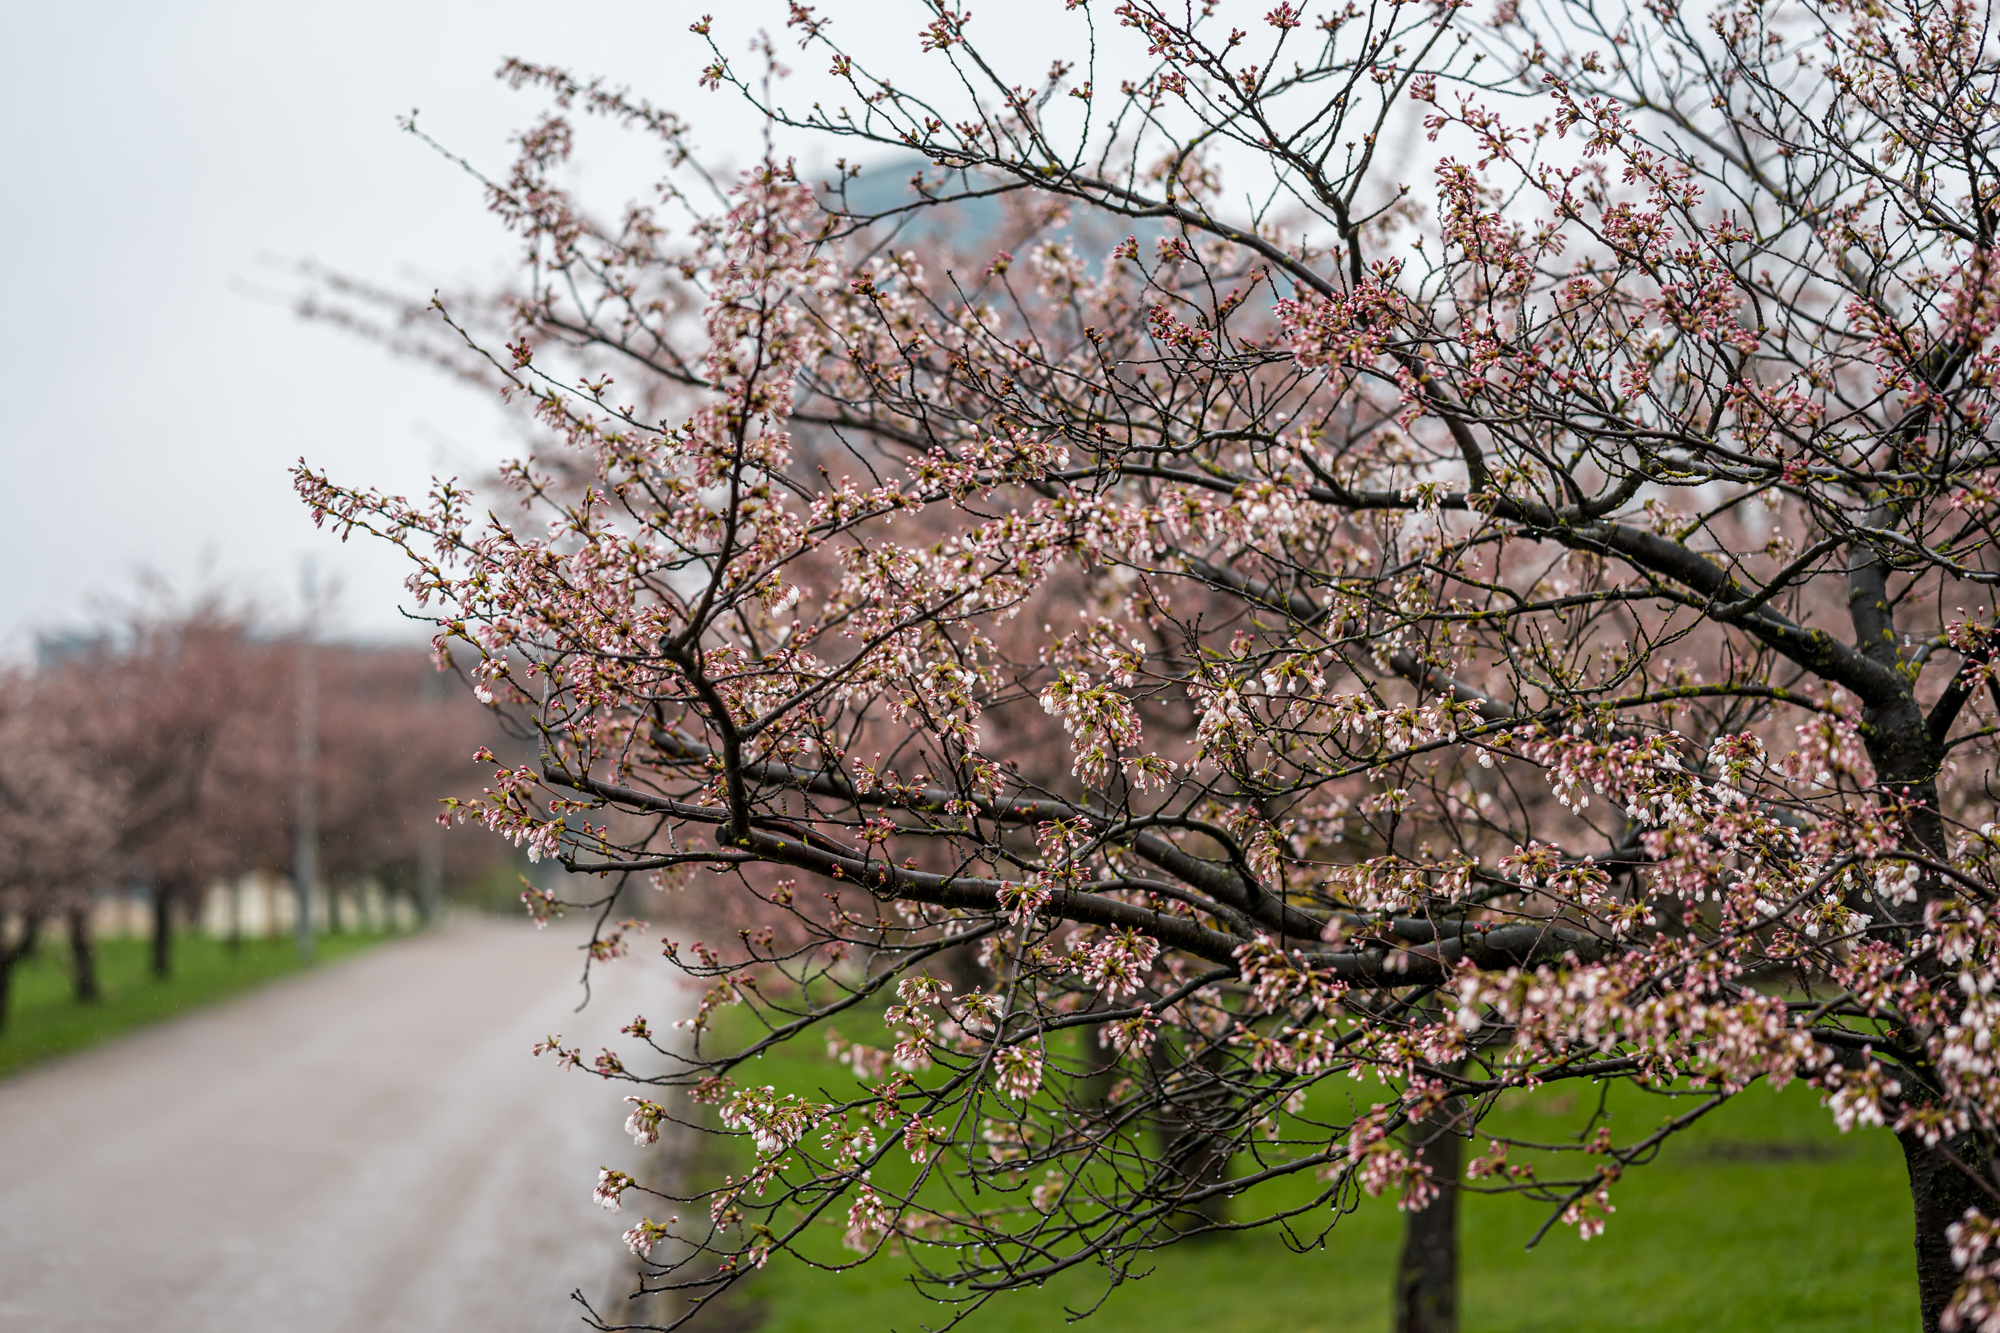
0;917;688;1333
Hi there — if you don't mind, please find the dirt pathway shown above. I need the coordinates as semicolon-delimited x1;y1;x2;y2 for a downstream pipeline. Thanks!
0;917;687;1332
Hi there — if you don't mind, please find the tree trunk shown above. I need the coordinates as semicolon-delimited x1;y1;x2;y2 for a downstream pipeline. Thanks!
150;882;173;979
0;912;43;1033
1159;1120;1231;1233
1899;1129;1989;1332
1149;1041;1232;1234
1396;1101;1462;1333
1852;652;1968;1331
68;907;100;1004
1077;1020;1119;1111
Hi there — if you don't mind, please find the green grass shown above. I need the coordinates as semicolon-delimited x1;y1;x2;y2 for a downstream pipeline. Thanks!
692;1005;1917;1333
0;929;394;1080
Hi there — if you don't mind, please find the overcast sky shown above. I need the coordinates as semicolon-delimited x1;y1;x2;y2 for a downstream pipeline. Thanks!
0;3;776;649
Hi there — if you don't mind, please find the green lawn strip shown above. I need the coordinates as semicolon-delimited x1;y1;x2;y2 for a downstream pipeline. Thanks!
1461;1079;1913;1333
690;997;1917;1332
0;930;396;1079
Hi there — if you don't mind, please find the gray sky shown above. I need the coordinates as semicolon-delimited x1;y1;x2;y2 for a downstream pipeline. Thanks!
0;2;753;648
0;3;1081;651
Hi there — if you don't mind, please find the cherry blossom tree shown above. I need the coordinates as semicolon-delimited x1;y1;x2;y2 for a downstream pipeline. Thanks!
44;602;293;978
310;641;498;923
299;0;2000;1327
0;668;115;1028
30;601;495;973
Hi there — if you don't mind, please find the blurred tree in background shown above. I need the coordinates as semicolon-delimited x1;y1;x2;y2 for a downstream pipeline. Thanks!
0;592;509;1028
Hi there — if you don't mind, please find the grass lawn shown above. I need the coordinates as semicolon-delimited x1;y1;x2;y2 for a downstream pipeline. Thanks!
687;1006;1917;1333
0;929;394;1080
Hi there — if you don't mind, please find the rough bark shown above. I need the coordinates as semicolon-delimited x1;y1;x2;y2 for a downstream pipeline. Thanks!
1899;1130;1990;1331
1849;530;1965;1329
1396;1101;1462;1333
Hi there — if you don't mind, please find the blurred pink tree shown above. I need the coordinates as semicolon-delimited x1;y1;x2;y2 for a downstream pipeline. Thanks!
0;668;116;1025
